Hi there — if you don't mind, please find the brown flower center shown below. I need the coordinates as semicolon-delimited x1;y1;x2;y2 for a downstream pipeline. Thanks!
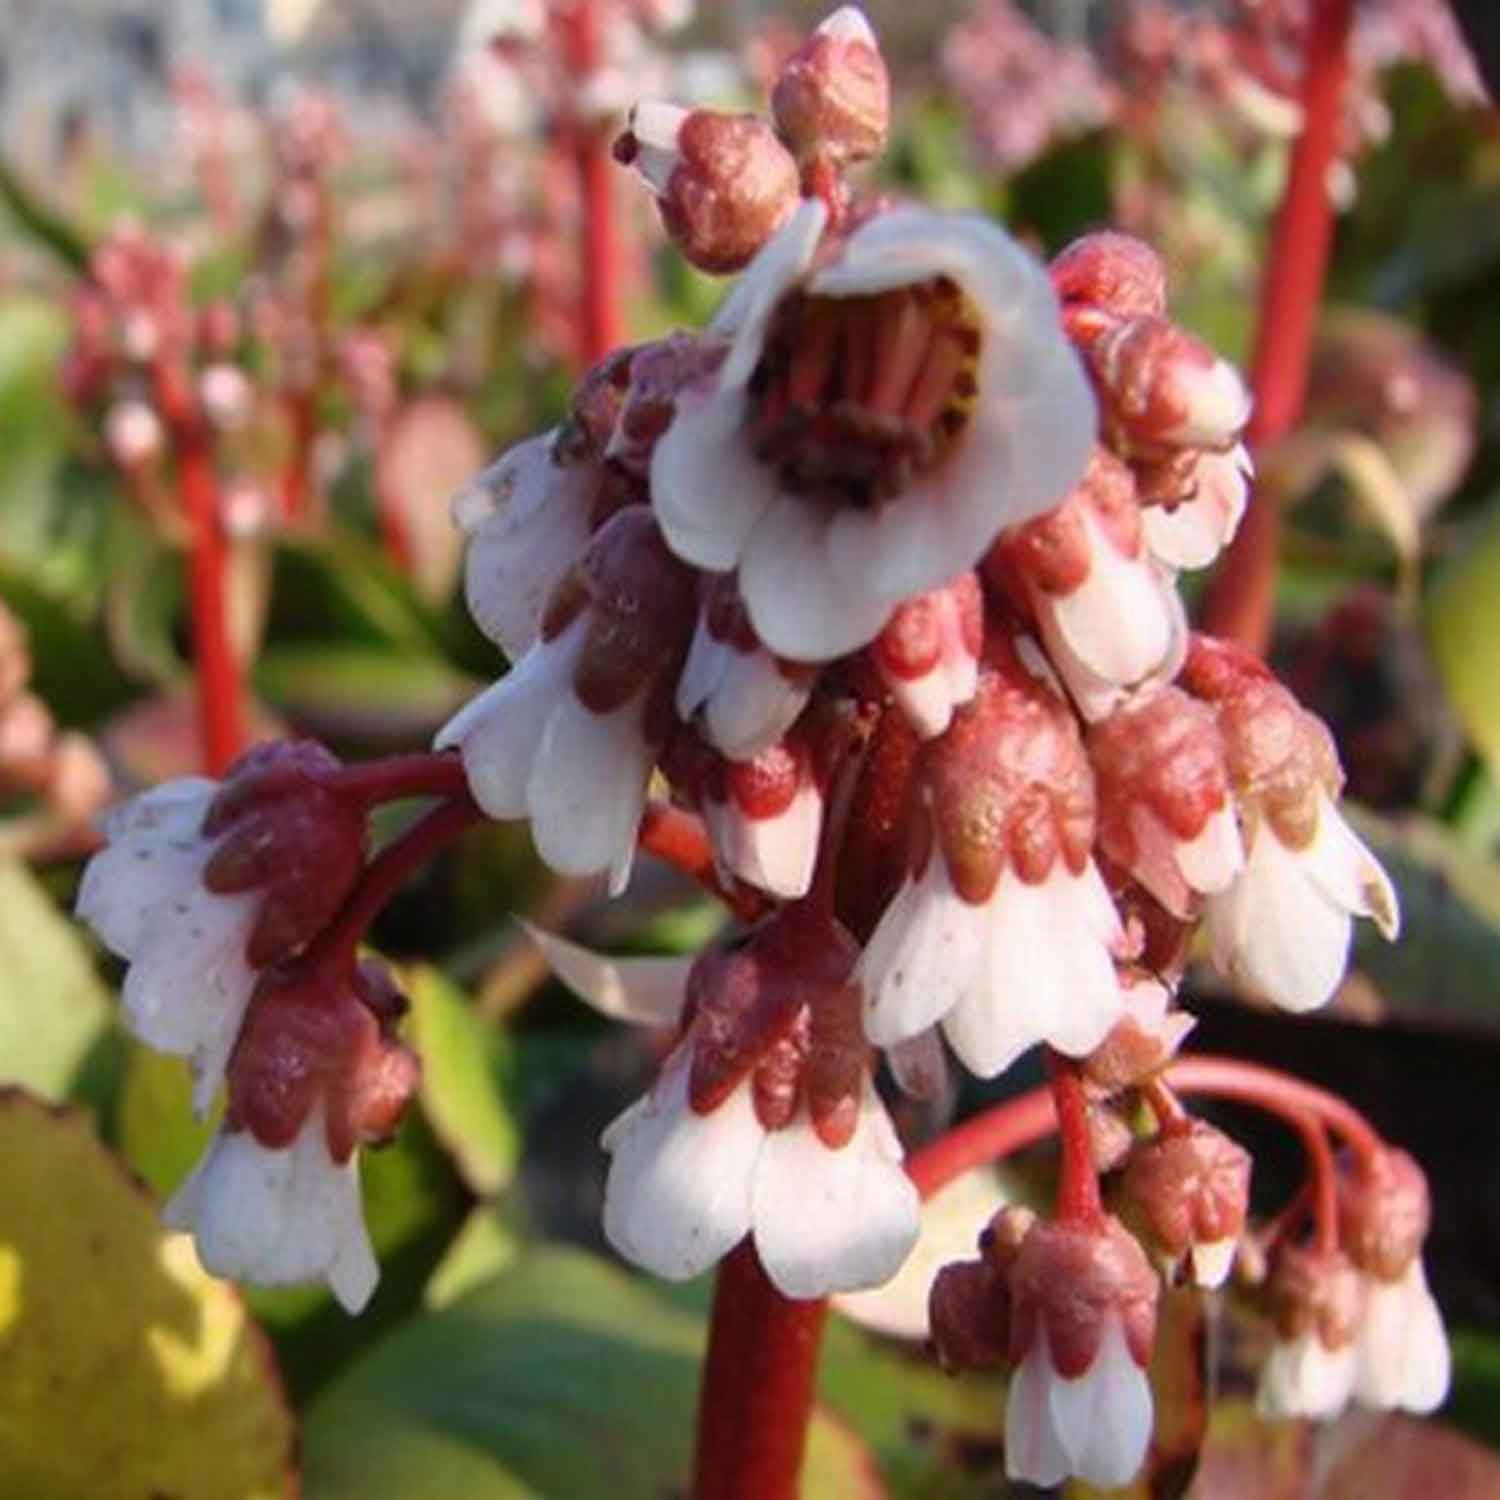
746;277;981;509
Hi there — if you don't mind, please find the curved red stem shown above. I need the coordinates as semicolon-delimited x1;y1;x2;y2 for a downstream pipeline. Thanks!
1201;0;1356;654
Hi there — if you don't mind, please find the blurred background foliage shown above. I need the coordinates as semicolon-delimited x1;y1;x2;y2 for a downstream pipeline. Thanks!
2;1;1500;1496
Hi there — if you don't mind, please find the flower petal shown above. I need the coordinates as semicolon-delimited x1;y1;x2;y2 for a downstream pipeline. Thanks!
1005;1333;1071;1489
704;780;822;900
519;920;690;1027
1257;1332;1356;1420
1173;802;1245;895
1301;792;1401;942
1048;1313;1154;1489
1355;1261;1450;1414
751;1084;919;1299
600;1052;761;1281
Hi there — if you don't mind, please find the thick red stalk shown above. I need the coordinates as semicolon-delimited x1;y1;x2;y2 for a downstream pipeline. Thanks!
178;422;247;774
692;1241;829;1500
333;749;471;807
1047;1050;1104;1227
566;0;625;365
1200;0;1356;654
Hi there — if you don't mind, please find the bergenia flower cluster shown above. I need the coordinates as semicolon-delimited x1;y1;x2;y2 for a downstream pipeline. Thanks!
75;8;1445;1489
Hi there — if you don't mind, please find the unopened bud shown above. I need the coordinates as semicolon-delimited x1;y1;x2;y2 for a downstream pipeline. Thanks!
617;103;800;274
1121;1121;1251;1288
1337;1147;1430;1282
771;6;890;169
1051;232;1167;320
1266;1243;1364;1350
45;732;113;825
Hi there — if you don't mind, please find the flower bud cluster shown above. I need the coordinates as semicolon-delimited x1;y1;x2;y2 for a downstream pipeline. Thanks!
0;600;113;859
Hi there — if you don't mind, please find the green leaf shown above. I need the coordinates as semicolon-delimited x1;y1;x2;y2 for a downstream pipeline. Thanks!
1426;508;1500;775
303;1247;879;1500
405;965;521;1198
114;1043;219;1197
253;643;479;750
0;859;111;1100
0;157;90;269
0;1089;295;1497
424;1206;521;1311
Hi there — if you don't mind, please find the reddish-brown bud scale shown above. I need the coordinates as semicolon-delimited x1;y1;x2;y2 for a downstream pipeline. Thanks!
1337;1148;1431;1282
930;1259;1011;1371
1007;1216;1159;1376
555;345;638;467
873;571;983;681
771;12;890;169
752;1023;807;1131
1121;1121;1251;1262
1087;316;1233;458
1050;232;1168;320
1266;1244;1365;1349
925;647;1096;899
804;983;867;1149
611;334;729;477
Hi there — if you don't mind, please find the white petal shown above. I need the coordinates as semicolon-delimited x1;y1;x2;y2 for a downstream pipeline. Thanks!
704;648;812;761
816;5;877;46
1174;802;1245;895
675;612;735;722
1190;1237;1238;1290
858;854;987;1048
457;431;593;661
435;620;583;817
528;691;653;894
881;652;976;741
518;920;689;1027
122;887;260;1114
601;1052;761;1281
166;1109;377;1313
738;494;894;661
751;1084;919;1299
1048;509;1174;687
883;1027;949;1102
1257;1332;1356;1420
708;196;828;378
1355;1261;1450;1414
704;780;822;900
812;211;1094;602
1207;822;1355;1014
76;779;217;957
1142;445;1250;571
1005;1333;1071;1489
650;383;781;572
1163;357;1251;449
944;862;1123;1078
1300;793;1401;941
1049;1313;1154;1489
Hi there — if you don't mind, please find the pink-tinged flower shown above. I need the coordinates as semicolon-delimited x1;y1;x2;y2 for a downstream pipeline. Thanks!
858;645;1125;1076
771;6;890;170
533;915;919;1297
76;745;367;1113
1082;971;1195;1094
167;1102;377;1312
1258;1244;1364;1420
104;400;164;468
1120;1120;1251;1289
438;506;697;893
1185;637;1400;1013
701;736;825;901
1004;1216;1158;1489
454;429;596;663
650;197;1095;662
1141;443;1252;571
1090;686;1244;919
870;572;983;740
166;962;418;1313
996;447;1185;721
675;574;814;760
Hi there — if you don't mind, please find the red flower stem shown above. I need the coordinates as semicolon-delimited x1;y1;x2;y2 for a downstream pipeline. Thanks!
1047;1050;1104;1227
638;800;769;924
906;1055;1384;1205
1200;0;1356;655
567;0;624;365
691;1240;829;1500
308;792;484;979
178;415;247;774
332;750;471;807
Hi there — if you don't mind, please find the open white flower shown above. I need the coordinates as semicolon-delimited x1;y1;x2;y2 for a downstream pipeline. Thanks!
1354;1259;1450;1414
76;778;259;1115
1006;1311;1154;1490
601;1050;919;1298
859;851;1124;1078
166;1104;377;1315
1207;792;1399;1013
1257;1330;1358;1420
454;429;594;663
651;198;1095;662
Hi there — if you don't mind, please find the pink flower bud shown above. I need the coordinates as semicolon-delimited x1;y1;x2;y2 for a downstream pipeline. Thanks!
870;571;983;740
1121;1121;1251;1287
1082;969;1195;1092
771;6;890;168
1337;1147;1430;1282
930;1204;1035;1374
1050;232;1168;321
105;400;164;469
617;103;800;274
199;363;253;430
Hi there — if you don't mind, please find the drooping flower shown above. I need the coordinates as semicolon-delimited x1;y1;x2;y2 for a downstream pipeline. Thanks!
1257;1244;1364;1419
1185;636;1400;1012
869;571;983;740
858;639;1125;1076
437;505;697;893
650;196;1096;662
